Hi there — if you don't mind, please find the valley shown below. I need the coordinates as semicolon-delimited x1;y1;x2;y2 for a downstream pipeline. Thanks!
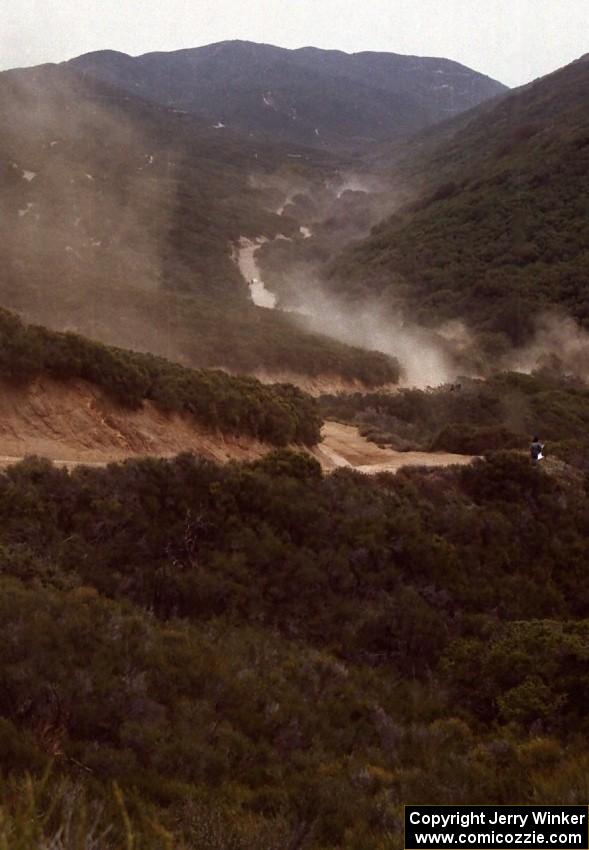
0;64;403;394
1;32;589;850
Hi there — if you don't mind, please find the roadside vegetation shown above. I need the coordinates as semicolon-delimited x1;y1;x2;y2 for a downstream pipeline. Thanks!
320;370;589;465
0;445;587;847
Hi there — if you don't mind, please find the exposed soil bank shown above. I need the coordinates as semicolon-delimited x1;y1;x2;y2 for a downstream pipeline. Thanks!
0;377;269;466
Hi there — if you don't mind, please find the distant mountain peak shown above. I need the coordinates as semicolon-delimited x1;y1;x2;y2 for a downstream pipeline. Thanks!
67;40;507;151
77;49;132;60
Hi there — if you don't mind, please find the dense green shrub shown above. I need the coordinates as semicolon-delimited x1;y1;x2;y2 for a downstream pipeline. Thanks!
0;434;587;844
444;620;589;731
321;372;589;457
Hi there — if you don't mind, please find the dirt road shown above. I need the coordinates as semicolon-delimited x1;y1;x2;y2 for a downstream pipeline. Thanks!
313;421;475;474
0;378;475;476
0;420;476;476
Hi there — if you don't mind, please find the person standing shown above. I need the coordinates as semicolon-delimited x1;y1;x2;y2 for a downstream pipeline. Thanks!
530;436;544;462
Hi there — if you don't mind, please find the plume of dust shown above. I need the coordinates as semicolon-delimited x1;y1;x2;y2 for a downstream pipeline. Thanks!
507;313;589;378
1;68;171;284
0;66;189;359
283;269;466;388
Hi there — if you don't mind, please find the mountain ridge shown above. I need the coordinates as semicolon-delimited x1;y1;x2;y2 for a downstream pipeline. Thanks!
66;39;508;151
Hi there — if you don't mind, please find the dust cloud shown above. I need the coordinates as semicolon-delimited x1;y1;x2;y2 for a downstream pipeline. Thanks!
296;286;589;389
278;273;460;387
507;313;589;379
249;176;589;390
243;175;472;387
0;67;172;302
0;66;206;362
10;70;584;395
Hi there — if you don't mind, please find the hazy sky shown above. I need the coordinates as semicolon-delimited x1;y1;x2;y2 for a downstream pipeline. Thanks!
3;0;588;87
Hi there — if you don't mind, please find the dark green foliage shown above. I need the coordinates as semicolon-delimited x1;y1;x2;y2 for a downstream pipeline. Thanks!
0;449;586;667
0;308;322;445
330;58;589;345
460;451;557;503
430;423;522;454
445;620;589;730
0;447;589;844
251;447;323;480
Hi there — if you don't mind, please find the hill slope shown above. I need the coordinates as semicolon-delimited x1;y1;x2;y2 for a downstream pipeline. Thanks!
329;55;589;352
0;444;588;846
0;63;289;302
0;63;400;388
67;40;507;151
0;307;323;447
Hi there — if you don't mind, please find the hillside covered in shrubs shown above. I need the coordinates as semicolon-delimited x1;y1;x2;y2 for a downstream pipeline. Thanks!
329;57;589;352
0;308;322;446
0;445;587;847
2;35;589;850
320;370;589;462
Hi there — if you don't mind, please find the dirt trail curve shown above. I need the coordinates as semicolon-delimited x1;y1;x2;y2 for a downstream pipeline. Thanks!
0;421;476;475
314;421;476;474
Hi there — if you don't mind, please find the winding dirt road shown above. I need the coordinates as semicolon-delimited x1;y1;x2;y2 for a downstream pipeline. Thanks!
0;379;475;475
235;237;277;308
0;421;476;476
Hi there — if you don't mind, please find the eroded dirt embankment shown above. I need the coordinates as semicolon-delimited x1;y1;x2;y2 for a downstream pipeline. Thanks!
0;377;269;466
0;379;476;474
